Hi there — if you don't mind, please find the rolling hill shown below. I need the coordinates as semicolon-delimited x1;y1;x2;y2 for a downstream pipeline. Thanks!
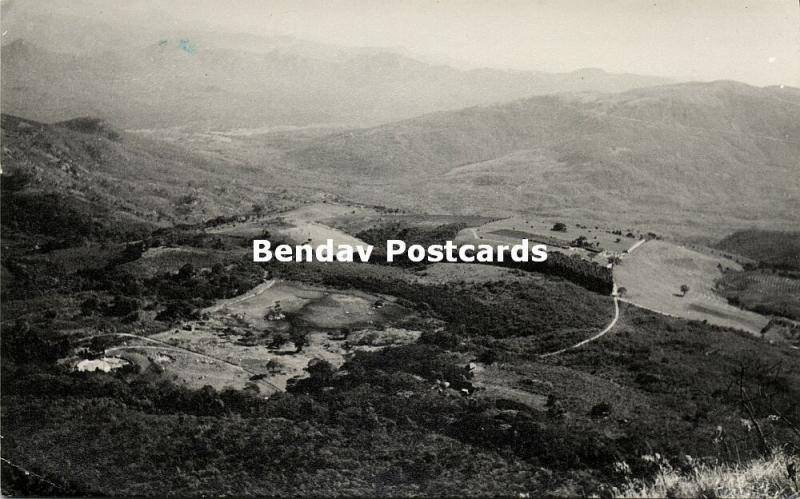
716;230;800;270
288;81;800;238
0;114;297;242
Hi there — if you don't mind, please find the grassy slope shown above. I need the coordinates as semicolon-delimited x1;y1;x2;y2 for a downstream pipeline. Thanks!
619;450;799;498
614;240;769;334
288;82;800;239
2;198;799;496
716;230;800;271
1;114;297;231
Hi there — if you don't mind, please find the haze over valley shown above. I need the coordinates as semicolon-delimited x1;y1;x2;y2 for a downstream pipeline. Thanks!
2;2;799;497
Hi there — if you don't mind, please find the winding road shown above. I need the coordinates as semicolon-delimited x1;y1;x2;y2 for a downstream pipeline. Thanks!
540;292;620;358
538;239;646;357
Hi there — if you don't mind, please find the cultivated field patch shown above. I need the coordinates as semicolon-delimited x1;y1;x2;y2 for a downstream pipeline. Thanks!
208;202;372;248
614;240;769;334
715;270;800;321
456;216;641;257
137;280;421;390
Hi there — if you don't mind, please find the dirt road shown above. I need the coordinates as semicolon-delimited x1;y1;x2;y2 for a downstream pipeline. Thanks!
540;293;620;358
538;241;644;357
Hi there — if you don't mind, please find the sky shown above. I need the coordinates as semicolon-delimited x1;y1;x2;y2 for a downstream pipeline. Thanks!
3;0;799;86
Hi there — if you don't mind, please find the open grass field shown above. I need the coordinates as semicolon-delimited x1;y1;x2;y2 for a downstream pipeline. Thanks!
455;216;641;256
614;240;769;334
138;280;421;390
277;222;367;247
279;202;381;225
208;202;372;248
147;327;346;391
109;344;279;393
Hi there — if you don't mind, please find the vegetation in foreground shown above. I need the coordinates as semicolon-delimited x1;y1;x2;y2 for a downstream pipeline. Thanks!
617;449;798;498
2;115;799;496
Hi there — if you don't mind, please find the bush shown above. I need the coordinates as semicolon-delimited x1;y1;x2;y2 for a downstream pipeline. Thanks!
589;402;612;418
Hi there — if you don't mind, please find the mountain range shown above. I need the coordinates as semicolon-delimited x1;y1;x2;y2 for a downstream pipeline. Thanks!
286;81;800;238
2;14;798;240
1;14;670;129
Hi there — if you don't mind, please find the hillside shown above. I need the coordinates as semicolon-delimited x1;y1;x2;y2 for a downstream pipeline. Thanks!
0;114;297;240
716;230;800;270
288;81;800;238
1;36;670;129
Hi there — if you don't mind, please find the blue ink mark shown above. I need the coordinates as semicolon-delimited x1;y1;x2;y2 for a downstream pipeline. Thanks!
178;39;195;55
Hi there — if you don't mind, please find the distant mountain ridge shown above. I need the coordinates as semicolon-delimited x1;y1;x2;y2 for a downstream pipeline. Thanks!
1;30;671;129
286;81;800;238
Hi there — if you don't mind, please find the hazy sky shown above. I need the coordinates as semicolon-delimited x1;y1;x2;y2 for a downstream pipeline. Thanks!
4;0;799;86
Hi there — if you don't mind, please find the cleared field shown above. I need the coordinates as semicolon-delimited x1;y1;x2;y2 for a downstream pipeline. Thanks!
718;271;800;295
147;327;349;391
144;280;419;390
715;270;800;320
120;246;238;276
332;212;497;237
470;363;549;411
615;240;769;334
418;262;545;284
108;345;279;393
277;221;367;247
279;202;380;224
208;202;371;248
456;216;639;255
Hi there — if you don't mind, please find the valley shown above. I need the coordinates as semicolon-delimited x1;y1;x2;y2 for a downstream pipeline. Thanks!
2;100;799;495
2;7;799;495
119;81;800;242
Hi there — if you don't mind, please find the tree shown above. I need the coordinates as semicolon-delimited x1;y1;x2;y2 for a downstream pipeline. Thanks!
551;222;567;232
680;284;690;296
123;241;146;261
571;235;588;247
265;358;283;373
306;358;336;385
546;394;565;419
478;348;499;365
589;401;612;418
269;333;288;350
616;287;627;297
291;331;307;353
178;263;195;279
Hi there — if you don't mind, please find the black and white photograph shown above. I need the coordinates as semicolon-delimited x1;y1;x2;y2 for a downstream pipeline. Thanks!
1;0;799;496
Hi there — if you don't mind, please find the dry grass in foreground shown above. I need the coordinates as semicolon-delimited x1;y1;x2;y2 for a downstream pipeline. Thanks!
614;450;798;498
